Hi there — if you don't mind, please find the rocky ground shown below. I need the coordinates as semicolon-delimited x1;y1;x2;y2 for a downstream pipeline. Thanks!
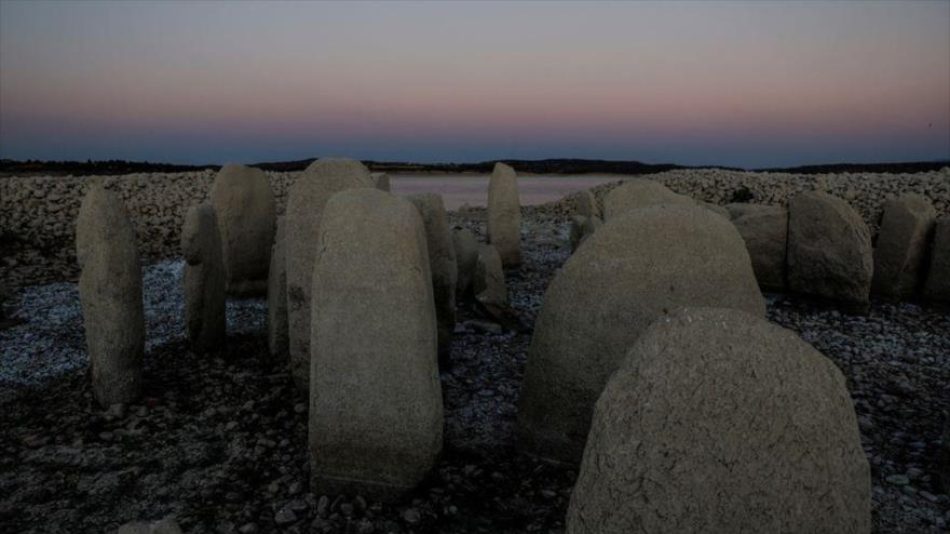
1;207;949;533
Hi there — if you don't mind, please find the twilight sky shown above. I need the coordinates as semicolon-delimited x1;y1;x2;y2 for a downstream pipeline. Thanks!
1;1;948;167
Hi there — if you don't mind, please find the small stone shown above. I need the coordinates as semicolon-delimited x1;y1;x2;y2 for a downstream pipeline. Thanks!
238;523;258;534
886;474;909;486
540;489;557;499
339;502;354;517
274;507;297;526
316;495;329;518
402;508;421;525
293;403;306;414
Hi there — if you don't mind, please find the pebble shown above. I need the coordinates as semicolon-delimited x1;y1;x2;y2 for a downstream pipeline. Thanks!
274;506;297;526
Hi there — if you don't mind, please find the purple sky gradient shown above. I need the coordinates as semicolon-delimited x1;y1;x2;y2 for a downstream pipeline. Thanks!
1;0;948;167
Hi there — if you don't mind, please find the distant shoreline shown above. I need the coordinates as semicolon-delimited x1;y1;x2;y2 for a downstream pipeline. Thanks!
1;157;947;177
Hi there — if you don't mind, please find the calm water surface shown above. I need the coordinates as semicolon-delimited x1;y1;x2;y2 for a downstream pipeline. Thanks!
389;174;622;210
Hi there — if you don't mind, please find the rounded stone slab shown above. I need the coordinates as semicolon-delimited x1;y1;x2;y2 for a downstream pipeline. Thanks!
76;184;145;407
602;179;693;220
567;307;871;534
517;204;765;463
726;203;789;291
309;188;442;501
871;194;937;299
210;164;276;296
181;203;226;353
407;193;458;366
924;217;950;303
285;158;374;393
788;191;873;310
487;162;522;267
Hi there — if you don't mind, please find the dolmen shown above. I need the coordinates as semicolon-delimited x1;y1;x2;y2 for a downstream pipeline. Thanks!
210;164;276;296
518;204;765;463
566;308;871;534
267;217;288;358
788;191;873;310
309;188;443;500
602;179;692;220
181;204;226;353
76;184;144;407
452;227;480;301
286;158;374;392
725;203;789;291
407;193;458;366
924;218;950;303
487;162;522;267
872;194;936;299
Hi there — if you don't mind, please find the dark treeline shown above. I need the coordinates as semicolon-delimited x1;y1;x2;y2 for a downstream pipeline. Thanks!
1;157;947;177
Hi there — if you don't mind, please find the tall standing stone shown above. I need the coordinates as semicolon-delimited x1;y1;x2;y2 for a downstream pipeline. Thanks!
788;191;873;309
210;164;276;296
487;162;522;266
268;217;288;358
518;205;765;463
474;244;508;306
76;184;144;407
286;158;374;392
871;194;937;299
181;204;226;353
407;193;458;365
452;227;480;301
566;307;871;534
309;188;443;500
924;218;950;303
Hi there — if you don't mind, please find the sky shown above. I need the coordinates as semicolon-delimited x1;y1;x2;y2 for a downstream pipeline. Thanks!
1;1;948;168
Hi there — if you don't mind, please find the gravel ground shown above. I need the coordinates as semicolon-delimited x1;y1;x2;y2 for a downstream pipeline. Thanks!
1;209;948;533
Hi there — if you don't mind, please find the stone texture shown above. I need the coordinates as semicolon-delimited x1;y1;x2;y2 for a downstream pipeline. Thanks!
872;194;937;299
210;164;276;296
924;218;950;303
566;189;600;219
474;244;507;306
602;179;693;220
76;184;144;408
372;172;391;192
118;517;183;534
788;191;873;309
407;193;458;365
699;200;730;219
286;158;373;392
309;188;442;500
566;307;871;534
268;217;288;358
487;162;522;266
726;203;788;291
181;204;226;353
518;204;765;463
452;227;480;301
569;215;602;253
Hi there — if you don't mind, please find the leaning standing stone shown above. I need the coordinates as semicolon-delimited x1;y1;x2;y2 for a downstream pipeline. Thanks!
210;164;276;296
452;227;480;301
726;203;788;291
309;188;442;500
924;217;950;303
787;191;873;310
518;205;764;463
566;307;871;534
487;162;522;266
268;217;288;358
181;204;226;353
76;184;144;407
286;158;374;392
871;194;937;299
407;193;458;365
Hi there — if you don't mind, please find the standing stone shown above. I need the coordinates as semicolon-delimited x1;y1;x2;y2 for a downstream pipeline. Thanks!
452;227;480;301
286;158;374;392
76;184;144;407
407;193;458;365
487;162;522;266
872;194;937;299
474;244;507;306
210;164;276;296
602;179;692;220
268;217;288;358
566;189;600;219
518;205;765;463
924;218;950;303
309;188;442;500
372;172;391;192
788;191;873;310
569;215;602;253
726;203;788;291
181;204;226;353
566;307;871;534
